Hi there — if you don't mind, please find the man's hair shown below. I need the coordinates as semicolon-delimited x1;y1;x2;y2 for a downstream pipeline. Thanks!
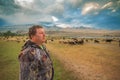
29;25;43;39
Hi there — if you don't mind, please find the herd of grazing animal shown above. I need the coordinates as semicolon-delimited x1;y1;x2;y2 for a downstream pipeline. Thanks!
51;37;120;47
0;36;120;47
59;38;84;45
0;36;29;43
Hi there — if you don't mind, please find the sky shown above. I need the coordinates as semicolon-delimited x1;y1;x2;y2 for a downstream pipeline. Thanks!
0;0;120;30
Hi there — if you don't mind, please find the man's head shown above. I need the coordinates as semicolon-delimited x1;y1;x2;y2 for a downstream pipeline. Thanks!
29;25;46;45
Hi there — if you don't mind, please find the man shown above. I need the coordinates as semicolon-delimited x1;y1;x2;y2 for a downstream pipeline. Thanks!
18;25;54;80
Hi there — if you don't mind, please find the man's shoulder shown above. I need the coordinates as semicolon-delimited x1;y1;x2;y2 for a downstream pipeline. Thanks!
23;46;36;55
18;47;36;61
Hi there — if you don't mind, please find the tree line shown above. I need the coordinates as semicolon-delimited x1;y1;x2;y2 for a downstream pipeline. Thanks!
0;30;26;37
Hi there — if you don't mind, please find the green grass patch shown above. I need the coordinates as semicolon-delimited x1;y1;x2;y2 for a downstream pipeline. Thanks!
0;40;21;80
0;40;76;80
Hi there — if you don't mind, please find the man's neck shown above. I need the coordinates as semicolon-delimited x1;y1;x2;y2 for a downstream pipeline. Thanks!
30;39;42;46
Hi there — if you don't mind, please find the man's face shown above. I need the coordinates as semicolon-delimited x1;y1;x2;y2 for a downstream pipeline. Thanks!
34;28;46;44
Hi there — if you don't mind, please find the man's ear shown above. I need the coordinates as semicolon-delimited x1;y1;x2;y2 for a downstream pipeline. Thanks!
31;35;34;39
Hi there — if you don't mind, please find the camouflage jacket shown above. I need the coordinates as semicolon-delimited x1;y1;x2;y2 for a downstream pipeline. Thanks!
18;40;54;80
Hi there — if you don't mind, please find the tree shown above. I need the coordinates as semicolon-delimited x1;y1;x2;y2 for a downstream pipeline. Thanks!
3;30;16;37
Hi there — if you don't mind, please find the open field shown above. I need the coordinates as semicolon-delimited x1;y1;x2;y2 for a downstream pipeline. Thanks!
46;39;120;80
0;39;76;80
0;28;120;80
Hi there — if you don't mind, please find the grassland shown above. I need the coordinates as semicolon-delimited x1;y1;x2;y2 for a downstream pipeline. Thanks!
46;39;120;80
0;29;120;80
0;39;76;80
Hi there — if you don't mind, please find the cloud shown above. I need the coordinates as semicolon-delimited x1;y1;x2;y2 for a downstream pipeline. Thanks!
111;9;116;12
81;2;100;15
100;1;120;13
0;0;120;30
43;3;64;16
101;2;113;9
68;0;82;7
56;0;64;3
14;0;34;9
0;0;65;25
52;16;59;22
0;0;21;15
64;0;82;9
56;23;71;28
0;13;33;25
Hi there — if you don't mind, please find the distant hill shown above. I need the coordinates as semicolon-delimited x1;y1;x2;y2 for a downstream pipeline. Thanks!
0;21;97;32
0;23;120;37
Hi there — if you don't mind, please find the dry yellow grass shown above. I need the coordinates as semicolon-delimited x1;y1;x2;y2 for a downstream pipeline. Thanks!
46;40;120;80
1;35;119;80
